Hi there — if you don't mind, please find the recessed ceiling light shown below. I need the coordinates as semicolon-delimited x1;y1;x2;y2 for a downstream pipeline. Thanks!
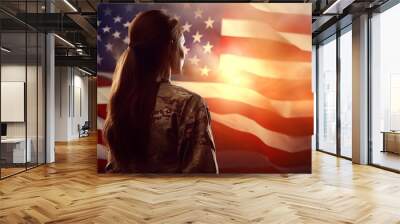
1;47;11;53
54;34;75;48
322;0;340;14
323;0;349;15
63;0;78;12
78;67;93;76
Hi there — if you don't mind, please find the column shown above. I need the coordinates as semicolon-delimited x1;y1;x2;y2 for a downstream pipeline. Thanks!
352;14;369;164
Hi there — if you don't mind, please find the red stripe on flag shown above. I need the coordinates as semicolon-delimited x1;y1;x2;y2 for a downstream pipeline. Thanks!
207;99;313;136
98;159;107;173
219;37;311;62
212;122;311;172
98;104;107;120
217;151;283;173
218;150;309;173
254;76;312;101
98;75;112;87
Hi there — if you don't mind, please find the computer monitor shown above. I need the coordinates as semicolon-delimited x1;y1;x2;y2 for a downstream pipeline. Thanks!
1;123;7;137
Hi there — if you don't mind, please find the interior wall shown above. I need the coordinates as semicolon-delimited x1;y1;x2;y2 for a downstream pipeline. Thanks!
55;66;69;141
73;72;89;137
88;77;97;131
55;67;89;141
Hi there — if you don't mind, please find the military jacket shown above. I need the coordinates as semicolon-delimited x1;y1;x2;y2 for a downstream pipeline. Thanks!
106;81;219;173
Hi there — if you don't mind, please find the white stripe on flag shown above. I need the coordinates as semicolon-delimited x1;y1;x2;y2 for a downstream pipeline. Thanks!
211;112;310;152
221;19;311;52
98;71;113;79
97;144;108;160
97;116;105;130
219;54;311;80
279;32;311;52
250;3;311;16
98;88;109;105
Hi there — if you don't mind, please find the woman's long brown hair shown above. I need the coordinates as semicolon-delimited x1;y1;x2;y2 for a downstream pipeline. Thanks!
103;10;182;172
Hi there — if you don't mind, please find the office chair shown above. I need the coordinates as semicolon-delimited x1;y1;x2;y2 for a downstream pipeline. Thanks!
79;121;90;138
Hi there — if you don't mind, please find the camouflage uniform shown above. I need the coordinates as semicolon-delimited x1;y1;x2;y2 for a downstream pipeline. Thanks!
106;80;219;173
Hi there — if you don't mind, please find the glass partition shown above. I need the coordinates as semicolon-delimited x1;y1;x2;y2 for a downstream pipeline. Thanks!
339;28;352;158
371;3;400;171
0;1;46;179
317;36;337;154
1;31;28;177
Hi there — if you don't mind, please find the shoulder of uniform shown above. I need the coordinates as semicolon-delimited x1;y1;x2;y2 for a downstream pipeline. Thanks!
161;83;203;102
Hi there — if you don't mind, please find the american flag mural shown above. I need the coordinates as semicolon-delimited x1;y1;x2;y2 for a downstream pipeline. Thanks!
97;3;312;173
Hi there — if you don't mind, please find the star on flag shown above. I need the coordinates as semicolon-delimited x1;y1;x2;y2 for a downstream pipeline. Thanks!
192;31;202;43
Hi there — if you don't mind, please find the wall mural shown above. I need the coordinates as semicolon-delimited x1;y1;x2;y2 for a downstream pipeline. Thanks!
97;3;312;173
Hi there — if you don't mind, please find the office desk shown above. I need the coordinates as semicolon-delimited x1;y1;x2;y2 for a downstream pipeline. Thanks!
382;131;400;154
1;138;31;163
